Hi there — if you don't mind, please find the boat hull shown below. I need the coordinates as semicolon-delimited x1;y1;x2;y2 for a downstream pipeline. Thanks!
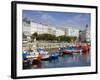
63;50;81;55
41;55;50;60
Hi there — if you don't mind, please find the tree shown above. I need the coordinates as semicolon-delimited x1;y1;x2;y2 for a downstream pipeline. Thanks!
56;36;77;42
37;33;56;41
31;32;38;42
31;32;77;43
66;36;77;43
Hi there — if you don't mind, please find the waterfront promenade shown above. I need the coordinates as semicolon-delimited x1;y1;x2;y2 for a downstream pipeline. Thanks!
22;41;73;51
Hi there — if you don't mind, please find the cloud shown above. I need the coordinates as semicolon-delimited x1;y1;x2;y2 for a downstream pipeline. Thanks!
59;14;90;30
39;13;56;26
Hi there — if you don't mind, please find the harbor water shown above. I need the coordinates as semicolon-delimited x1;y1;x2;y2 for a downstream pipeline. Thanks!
23;51;91;69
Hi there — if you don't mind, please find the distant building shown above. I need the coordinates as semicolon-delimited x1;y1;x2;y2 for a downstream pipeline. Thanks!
79;30;85;42
22;18;31;41
86;31;90;42
47;26;56;35
56;29;65;37
78;25;90;42
64;27;79;38
30;21;56;35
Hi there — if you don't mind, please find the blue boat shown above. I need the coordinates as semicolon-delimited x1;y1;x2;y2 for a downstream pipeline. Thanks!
23;50;30;65
50;52;59;60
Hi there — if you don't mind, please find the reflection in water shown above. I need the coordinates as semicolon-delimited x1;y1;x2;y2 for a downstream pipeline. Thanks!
23;52;91;69
31;62;42;69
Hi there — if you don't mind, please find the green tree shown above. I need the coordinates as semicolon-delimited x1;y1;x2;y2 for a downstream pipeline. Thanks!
66;36;77;42
56;36;77;42
57;35;67;42
31;32;38;42
37;33;56;41
31;32;77;42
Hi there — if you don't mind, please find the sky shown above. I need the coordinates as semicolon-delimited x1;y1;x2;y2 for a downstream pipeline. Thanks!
23;10;91;30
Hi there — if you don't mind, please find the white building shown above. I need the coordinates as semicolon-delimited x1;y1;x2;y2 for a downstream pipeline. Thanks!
22;19;31;41
64;27;79;38
23;19;31;36
30;21;57;35
31;21;41;34
56;29;65;36
30;21;79;37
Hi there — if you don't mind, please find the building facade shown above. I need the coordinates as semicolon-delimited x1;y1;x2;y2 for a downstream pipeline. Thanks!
64;27;79;38
56;29;65;37
79;30;90;42
23;19;90;42
22;18;31;41
30;21;57;35
86;31;90;42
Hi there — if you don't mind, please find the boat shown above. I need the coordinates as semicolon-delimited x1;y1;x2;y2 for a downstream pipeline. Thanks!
50;52;59;60
26;50;41;64
59;47;65;56
62;46;82;55
23;50;31;65
76;43;91;53
41;54;50;60
81;45;90;53
37;48;50;60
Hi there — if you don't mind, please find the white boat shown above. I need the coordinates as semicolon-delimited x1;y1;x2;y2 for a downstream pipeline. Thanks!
63;46;82;55
41;54;50;60
26;50;41;62
37;48;50;60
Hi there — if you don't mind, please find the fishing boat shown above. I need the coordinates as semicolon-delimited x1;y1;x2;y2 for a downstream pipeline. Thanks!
23;50;30;65
26;50;41;64
62;46;82;55
81;45;91;53
50;52;59;60
59;47;65;56
37;48;50;60
76;43;91;53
